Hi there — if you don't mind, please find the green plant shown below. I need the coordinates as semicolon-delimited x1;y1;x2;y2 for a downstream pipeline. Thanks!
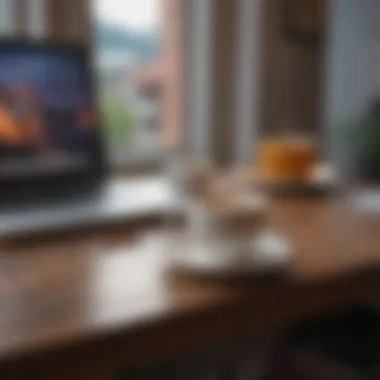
335;97;380;182
360;99;380;156
99;91;136;150
341;99;380;155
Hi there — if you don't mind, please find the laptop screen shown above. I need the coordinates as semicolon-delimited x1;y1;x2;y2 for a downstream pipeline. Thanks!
0;42;98;178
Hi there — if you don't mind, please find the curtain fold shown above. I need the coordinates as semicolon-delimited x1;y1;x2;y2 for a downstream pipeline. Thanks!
187;0;263;167
209;0;239;166
0;0;17;35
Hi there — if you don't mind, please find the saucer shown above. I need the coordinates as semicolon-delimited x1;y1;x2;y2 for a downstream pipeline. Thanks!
167;230;292;279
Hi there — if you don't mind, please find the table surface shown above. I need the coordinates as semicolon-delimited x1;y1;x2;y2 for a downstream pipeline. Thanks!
1;198;380;379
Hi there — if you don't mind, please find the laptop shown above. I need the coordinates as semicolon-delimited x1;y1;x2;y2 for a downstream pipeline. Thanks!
0;40;178;238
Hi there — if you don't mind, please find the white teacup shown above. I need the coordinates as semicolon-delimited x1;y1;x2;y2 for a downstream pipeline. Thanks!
187;190;268;259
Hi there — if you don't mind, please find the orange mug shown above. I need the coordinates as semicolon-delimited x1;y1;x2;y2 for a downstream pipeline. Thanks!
257;138;317;181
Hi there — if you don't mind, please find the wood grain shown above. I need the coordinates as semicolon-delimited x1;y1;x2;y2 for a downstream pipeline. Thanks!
0;199;380;379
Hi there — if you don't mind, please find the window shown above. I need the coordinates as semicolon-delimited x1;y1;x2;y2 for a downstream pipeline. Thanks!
92;0;164;160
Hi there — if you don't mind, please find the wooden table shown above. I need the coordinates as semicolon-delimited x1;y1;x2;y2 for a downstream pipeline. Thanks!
0;198;380;379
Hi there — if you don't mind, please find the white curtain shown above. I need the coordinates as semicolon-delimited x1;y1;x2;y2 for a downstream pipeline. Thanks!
186;0;263;166
0;0;16;35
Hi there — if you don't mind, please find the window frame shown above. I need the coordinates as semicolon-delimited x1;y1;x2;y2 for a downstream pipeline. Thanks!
0;0;189;172
91;0;187;170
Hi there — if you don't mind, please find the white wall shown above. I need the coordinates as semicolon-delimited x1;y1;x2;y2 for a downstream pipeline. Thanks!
323;0;380;132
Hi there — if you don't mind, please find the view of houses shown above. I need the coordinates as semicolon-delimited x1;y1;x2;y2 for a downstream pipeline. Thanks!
94;22;162;156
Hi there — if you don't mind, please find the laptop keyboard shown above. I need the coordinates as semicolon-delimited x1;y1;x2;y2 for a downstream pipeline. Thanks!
0;177;180;237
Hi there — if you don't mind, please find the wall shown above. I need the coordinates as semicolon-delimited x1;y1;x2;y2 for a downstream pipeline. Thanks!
46;0;91;42
261;0;324;136
323;0;380;130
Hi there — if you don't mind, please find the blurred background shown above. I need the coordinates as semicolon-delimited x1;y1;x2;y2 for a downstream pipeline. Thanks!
1;1;380;379
0;0;378;173
1;0;376;174
0;0;330;167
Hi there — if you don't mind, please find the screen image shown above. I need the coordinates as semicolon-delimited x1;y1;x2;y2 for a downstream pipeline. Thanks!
0;44;96;177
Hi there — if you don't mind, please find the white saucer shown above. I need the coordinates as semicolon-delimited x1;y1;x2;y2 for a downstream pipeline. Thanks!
250;164;338;196
167;230;292;279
